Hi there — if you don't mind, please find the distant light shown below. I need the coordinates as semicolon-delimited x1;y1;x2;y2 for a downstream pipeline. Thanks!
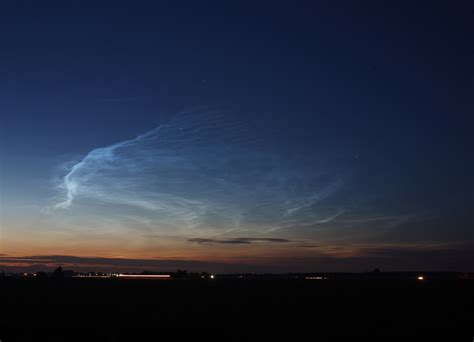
210;275;215;279
117;274;171;279
417;276;424;281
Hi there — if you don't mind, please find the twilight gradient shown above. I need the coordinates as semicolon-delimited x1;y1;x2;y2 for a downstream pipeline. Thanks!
0;1;472;272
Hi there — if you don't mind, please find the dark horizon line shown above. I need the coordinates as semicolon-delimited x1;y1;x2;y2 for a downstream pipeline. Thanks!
2;269;473;275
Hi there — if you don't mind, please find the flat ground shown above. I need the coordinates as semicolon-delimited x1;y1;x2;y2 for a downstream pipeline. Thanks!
1;278;473;341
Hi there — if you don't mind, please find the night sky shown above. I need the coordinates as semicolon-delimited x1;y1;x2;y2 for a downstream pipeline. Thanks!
0;1;473;273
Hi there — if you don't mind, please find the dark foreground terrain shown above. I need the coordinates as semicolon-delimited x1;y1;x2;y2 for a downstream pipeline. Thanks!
1;277;473;341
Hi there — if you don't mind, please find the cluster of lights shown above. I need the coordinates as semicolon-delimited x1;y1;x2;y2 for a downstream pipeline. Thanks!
73;274;113;278
20;273;36;277
305;276;326;280
118;274;171;279
200;274;215;279
72;273;216;279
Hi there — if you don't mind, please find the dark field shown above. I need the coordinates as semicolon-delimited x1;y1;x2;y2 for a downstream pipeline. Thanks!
1;277;473;341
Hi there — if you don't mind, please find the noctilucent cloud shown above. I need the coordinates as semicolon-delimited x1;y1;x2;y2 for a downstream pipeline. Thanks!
0;1;472;272
54;110;345;232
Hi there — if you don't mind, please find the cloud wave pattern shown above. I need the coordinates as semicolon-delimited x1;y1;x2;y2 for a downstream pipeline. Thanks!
54;111;344;234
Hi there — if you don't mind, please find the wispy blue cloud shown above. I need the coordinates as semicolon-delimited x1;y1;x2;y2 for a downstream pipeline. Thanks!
52;110;345;238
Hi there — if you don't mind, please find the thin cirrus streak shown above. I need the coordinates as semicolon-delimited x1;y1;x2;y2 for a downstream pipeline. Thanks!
52;110;345;236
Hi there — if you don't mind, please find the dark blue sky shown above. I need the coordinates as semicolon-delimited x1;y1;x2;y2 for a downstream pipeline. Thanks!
1;1;473;272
